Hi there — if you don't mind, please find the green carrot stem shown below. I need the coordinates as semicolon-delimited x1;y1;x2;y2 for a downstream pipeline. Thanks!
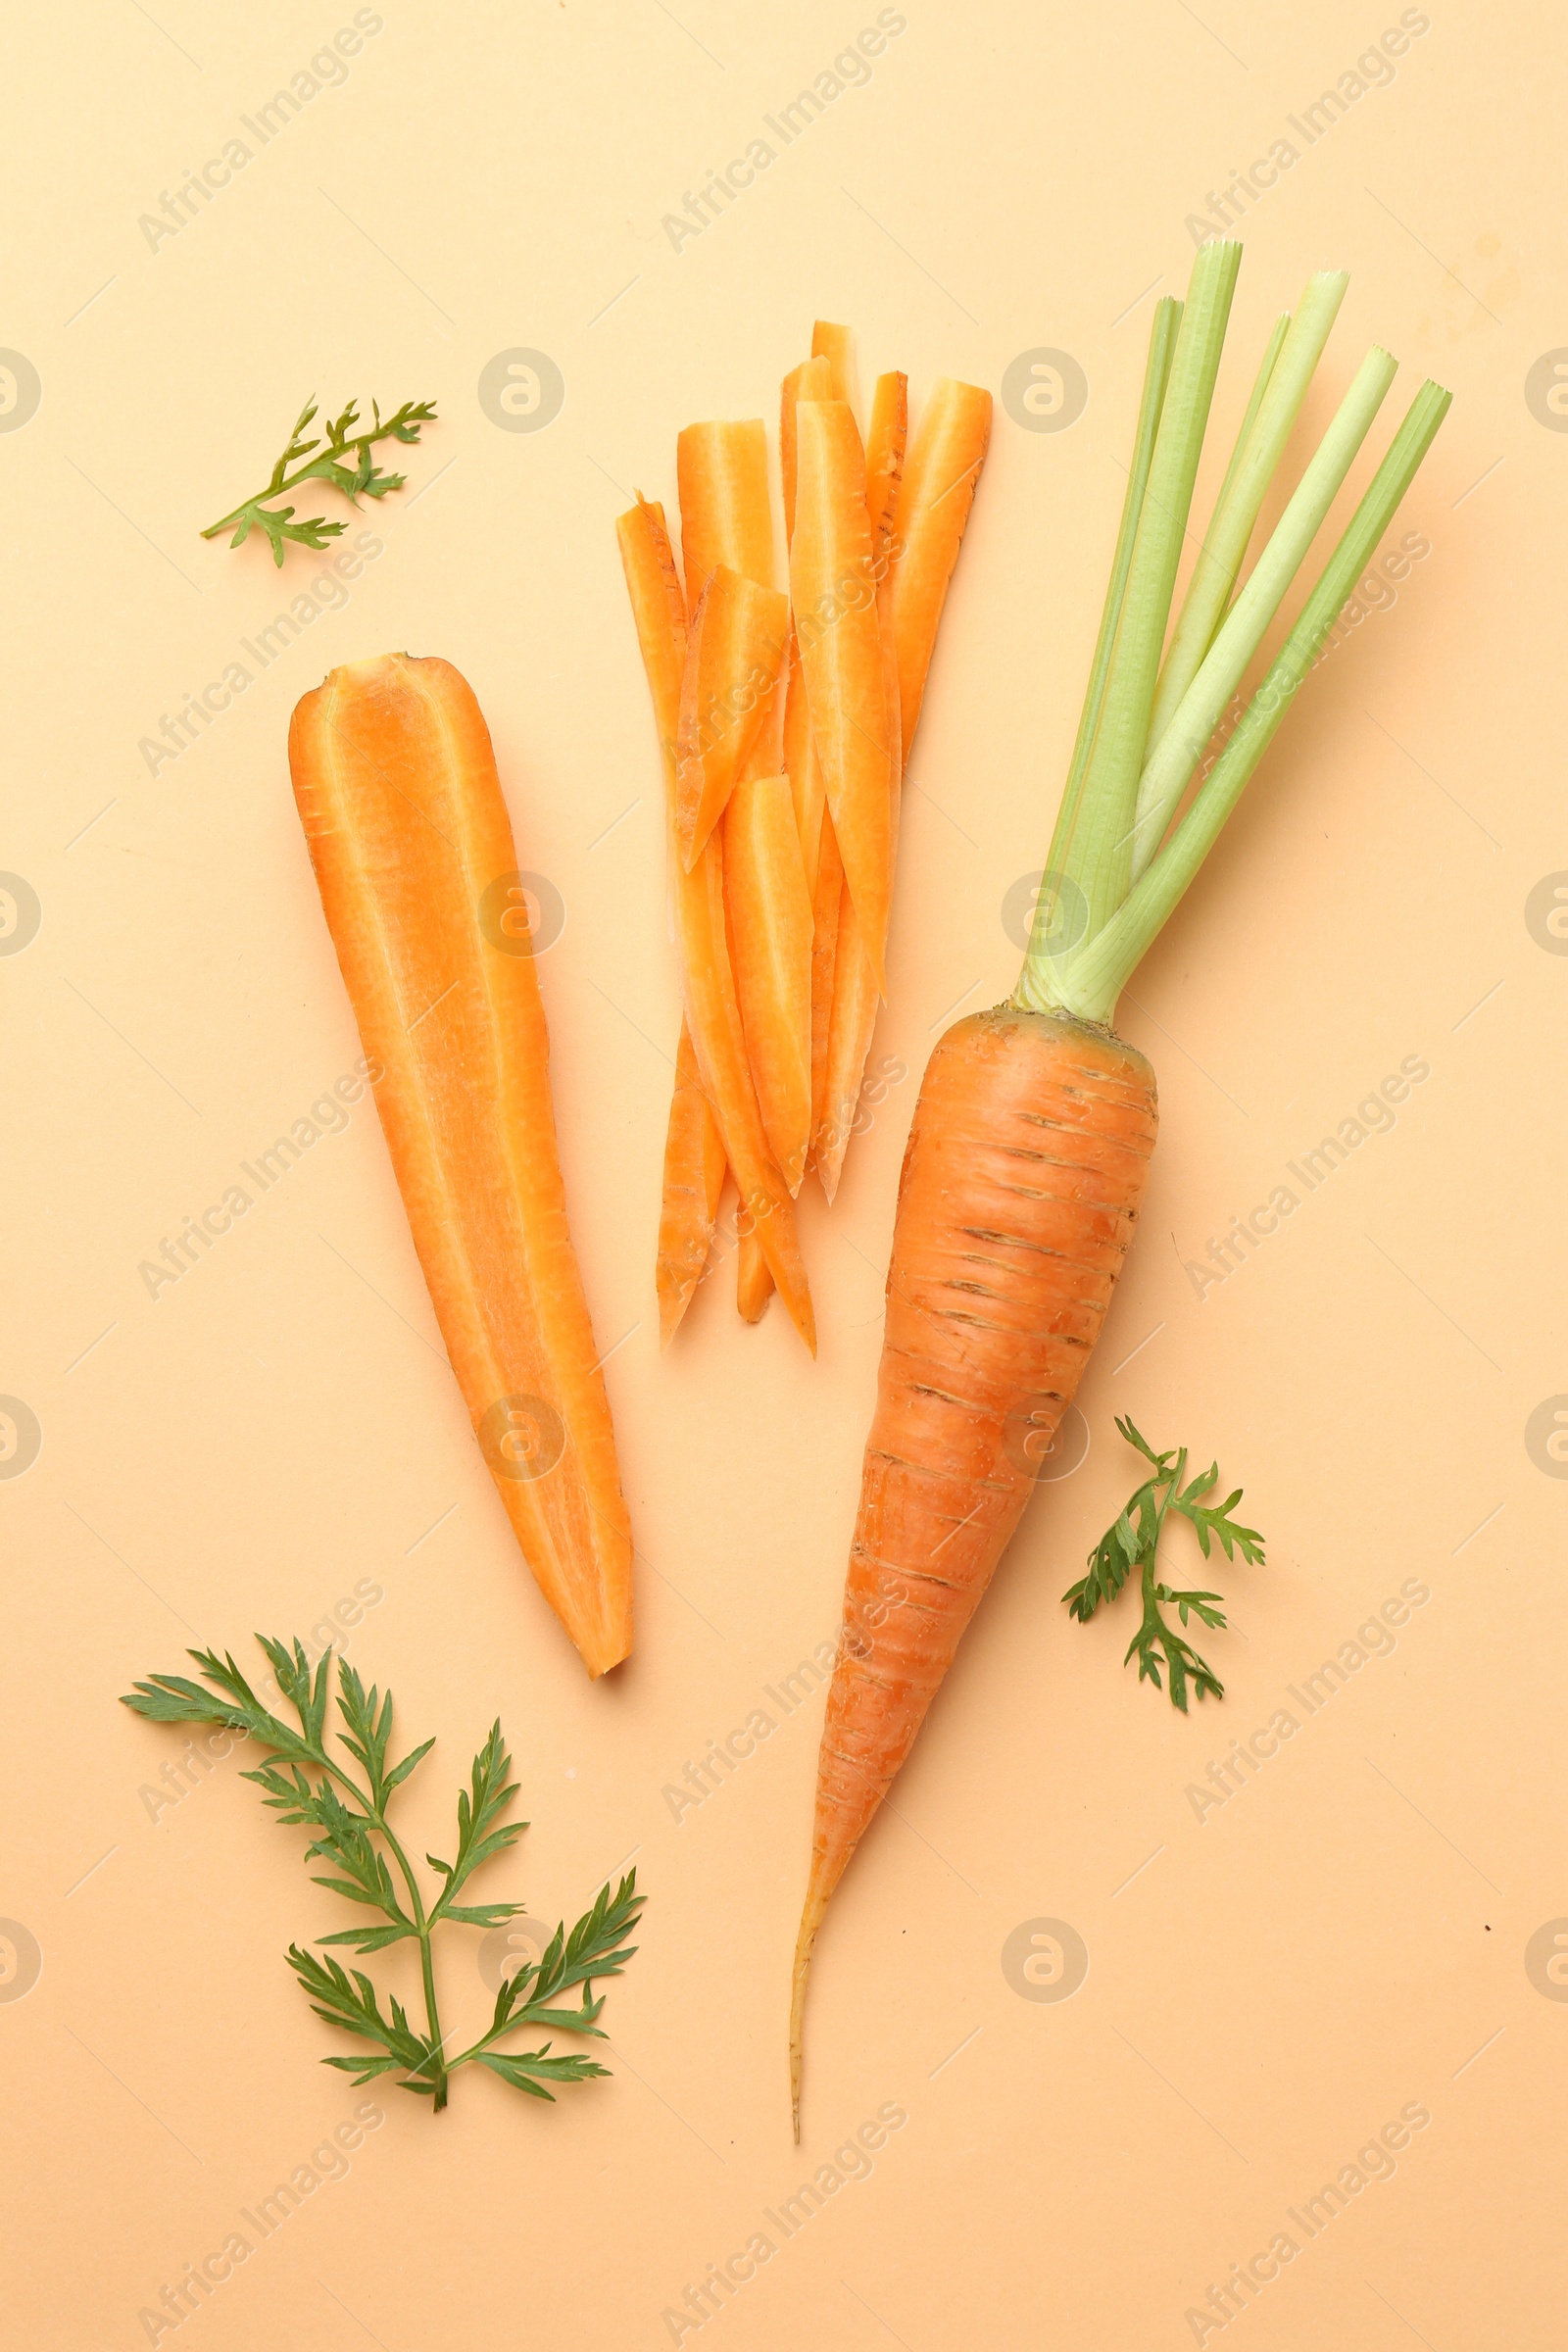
1048;376;1451;1025
1025;296;1179;977
1126;342;1397;880
1058;239;1241;939
1146;274;1348;755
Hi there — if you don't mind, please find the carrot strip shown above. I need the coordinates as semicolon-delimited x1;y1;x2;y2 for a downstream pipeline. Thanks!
657;1020;726;1346
618;498;815;1353
808;808;844;1151
782;357;834;544
791;400;895;997
889;378;993;763
724;772;812;1191
289;656;634;1678
810;319;856;413
676;419;772;608
817;371;908;1199
792;1005;1157;2122
736;1228;772;1322
674;565;788;868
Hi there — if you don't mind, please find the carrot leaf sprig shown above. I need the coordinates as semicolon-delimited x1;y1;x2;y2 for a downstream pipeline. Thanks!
201;394;438;565
1063;1419;1264;1710
121;1636;642;2111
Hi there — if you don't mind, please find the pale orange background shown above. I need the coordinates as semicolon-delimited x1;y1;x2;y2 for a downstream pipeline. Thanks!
4;2;1564;2345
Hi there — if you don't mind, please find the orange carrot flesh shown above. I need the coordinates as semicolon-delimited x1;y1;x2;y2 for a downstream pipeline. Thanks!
289;656;634;1679
782;358;834;545
889;378;993;764
736;1227;772;1322
817;370;909;1200
724;772;813;1191
677;419;773;608
791;1004;1156;2122
619;497;816;1353
810;319;856;412
658;1020;727;1347
791;400;895;998
675;566;789;869
808;808;844;1156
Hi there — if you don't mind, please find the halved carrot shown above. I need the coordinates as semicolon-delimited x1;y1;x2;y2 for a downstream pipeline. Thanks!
289;656;633;1678
810;319;856;413
619;498;815;1353
817;371;909;1199
677;420;772;608
658;1019;726;1347
675;565;789;868
725;772;812;1190
792;400;895;998
888;378;993;764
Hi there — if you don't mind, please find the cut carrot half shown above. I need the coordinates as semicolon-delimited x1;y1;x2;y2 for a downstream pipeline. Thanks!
289;656;633;1677
889;378;993;764
675;565;789;869
725;772;813;1192
808;807;845;1156
782;358;834;545
658;1020;726;1346
792;400;895;997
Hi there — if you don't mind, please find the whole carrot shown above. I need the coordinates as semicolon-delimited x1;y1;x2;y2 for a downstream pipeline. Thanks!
289;656;633;1677
791;240;1453;2129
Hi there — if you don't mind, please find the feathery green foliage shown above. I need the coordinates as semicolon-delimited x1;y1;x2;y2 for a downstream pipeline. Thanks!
1063;1420;1264;1710
121;1636;642;2111
201;395;437;564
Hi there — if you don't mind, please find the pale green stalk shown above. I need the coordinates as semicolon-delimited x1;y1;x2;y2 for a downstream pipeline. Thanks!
1061;239;1242;938
1126;343;1397;881
1023;297;1179;975
1035;379;1451;1025
1146;272;1348;754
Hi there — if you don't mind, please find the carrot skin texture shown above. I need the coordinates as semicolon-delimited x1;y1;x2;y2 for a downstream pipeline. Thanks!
289;656;634;1679
889;379;993;764
725;772;813;1192
792;401;895;998
658;1020;727;1346
808;810;845;1156
792;1004;1157;2121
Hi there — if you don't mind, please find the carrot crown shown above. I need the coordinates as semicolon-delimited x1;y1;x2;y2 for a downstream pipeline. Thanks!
1013;240;1450;1028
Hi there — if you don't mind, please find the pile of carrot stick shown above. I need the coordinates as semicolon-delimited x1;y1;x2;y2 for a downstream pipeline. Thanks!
617;323;991;1350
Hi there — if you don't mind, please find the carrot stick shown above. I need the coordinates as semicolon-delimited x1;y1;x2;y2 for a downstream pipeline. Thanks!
724;772;812;1191
790;1005;1157;2122
617;498;815;1353
615;499;728;1332
816;371;908;1197
674;565;788;868
810;319;856;413
888;378;993;764
677;419;772;608
782;358;834;544
658;1020;726;1346
736;1228;772;1322
807;808;844;1152
791;400;895;997
289;655;634;1679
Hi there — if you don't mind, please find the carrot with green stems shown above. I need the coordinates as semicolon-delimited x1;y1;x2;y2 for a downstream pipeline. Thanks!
288;656;633;1677
790;238;1451;2132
